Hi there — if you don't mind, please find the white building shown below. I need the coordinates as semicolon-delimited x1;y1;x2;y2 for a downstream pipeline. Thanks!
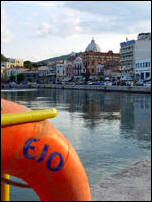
73;57;84;78
134;33;151;81
7;67;27;78
135;59;151;80
56;62;66;81
119;39;135;78
38;66;50;77
120;32;151;80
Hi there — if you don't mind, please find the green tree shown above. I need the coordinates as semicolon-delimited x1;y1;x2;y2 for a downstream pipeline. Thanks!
24;61;33;69
99;75;104;81
10;75;16;82
17;73;25;83
1;54;7;62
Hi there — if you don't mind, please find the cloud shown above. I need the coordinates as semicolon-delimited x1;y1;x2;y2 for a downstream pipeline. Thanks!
34;1;151;39
35;7;83;38
64;1;151;35
10;1;64;8
36;1;63;7
1;7;13;44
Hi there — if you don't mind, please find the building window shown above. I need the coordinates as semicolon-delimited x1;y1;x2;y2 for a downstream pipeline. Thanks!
146;72;150;78
141;73;144;80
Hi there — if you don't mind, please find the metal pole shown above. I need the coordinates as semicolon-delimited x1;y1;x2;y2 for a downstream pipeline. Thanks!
1;174;10;201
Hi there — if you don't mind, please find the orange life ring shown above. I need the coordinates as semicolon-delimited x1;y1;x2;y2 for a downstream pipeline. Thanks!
1;99;91;201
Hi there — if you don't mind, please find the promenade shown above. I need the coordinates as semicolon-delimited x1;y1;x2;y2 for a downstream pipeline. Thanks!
91;159;151;201
1;84;151;94
37;84;151;94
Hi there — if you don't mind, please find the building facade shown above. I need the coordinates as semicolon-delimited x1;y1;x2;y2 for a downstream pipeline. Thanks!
73;56;84;80
5;58;24;69
1;58;24;81
120;39;135;78
120;32;151;81
56;61;66;82
80;38;120;80
65;62;74;79
134;33;151;81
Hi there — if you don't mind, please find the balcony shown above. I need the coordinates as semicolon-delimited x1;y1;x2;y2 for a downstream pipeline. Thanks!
120;57;133;62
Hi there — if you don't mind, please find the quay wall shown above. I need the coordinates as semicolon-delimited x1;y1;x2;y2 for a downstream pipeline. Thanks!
1;84;151;94
37;84;151;94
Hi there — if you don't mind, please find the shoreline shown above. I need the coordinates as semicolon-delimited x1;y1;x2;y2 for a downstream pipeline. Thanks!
1;84;151;94
91;159;151;201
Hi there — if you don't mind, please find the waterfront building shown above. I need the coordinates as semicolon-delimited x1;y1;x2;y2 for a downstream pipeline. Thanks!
22;68;38;83
7;66;27;78
96;64;104;77
135;59;151;81
1;58;24;81
4;58;24;69
47;62;56;83
38;66;50;83
104;64;121;79
38;66;50;77
4;66;38;83
134;33;151;81
119;39;135;78
65;61;74;80
73;56;84;81
120;32;151;81
80;38;120;80
56;61;66;82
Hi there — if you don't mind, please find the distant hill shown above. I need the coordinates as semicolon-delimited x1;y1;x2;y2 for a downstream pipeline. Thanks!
34;53;72;65
33;52;82;65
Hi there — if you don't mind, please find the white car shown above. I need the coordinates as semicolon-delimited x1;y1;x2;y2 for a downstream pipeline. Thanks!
104;81;112;86
144;82;151;87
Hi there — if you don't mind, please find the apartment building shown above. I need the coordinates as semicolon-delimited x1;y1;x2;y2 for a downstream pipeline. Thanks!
120;39;135;78
134;33;151;80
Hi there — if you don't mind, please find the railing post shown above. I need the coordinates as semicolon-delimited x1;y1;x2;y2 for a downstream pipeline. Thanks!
1;174;9;201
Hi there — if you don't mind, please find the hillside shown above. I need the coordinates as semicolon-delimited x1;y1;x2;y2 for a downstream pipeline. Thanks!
34;53;72;65
33;51;82;65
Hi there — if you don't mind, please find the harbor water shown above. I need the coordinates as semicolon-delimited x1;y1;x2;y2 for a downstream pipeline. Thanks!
1;88;151;201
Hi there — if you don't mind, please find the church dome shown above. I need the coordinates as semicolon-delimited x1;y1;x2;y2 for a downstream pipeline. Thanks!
85;38;101;52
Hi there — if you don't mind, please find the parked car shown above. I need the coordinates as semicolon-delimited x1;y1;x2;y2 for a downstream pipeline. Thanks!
87;81;93;85
144;81;151;87
126;81;132;86
119;81;126;86
104;81;112;86
94;81;104;85
136;80;144;86
69;82;75;85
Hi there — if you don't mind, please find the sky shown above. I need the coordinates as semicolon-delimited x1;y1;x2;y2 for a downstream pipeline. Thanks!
1;1;151;62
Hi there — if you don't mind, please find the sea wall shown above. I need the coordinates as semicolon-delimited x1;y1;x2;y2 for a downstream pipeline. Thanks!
37;84;151;94
1;83;151;94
